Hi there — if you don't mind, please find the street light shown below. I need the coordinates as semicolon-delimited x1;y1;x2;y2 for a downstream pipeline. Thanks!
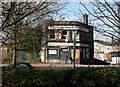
73;31;77;69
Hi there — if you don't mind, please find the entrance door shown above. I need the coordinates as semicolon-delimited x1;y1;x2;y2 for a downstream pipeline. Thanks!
60;49;69;59
80;48;87;58
80;47;90;64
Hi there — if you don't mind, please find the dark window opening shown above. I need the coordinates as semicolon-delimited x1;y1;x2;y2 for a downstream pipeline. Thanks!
80;48;87;58
50;35;55;39
62;31;67;39
69;31;72;41
50;30;55;39
80;48;83;58
111;52;120;57
62;36;66;39
62;31;67;34
76;31;79;34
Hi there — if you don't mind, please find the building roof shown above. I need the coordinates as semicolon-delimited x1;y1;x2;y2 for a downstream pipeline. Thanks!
94;40;112;46
50;21;93;28
94;40;120;46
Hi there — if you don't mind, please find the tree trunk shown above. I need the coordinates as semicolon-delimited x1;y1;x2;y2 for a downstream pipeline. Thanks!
12;45;16;70
12;24;17;70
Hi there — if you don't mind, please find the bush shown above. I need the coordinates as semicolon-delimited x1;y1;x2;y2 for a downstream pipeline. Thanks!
2;67;120;87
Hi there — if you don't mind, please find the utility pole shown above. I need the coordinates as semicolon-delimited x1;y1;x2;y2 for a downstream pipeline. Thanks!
73;31;76;69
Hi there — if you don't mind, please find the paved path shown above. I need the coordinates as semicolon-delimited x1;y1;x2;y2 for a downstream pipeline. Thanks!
30;63;120;70
31;63;120;67
1;63;120;70
1;63;120;67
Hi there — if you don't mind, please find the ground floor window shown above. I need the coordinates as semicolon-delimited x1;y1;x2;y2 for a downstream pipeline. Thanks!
111;52;120;57
48;49;58;59
60;48;69;59
83;48;86;58
71;49;80;59
49;50;57;54
47;47;90;60
80;47;89;59
86;48;89;58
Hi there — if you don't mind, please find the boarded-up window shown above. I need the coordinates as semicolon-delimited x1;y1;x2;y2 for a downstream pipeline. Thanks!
71;49;80;59
48;49;58;59
49;50;57;54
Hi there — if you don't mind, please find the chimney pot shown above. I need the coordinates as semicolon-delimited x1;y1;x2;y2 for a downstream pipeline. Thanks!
83;13;88;24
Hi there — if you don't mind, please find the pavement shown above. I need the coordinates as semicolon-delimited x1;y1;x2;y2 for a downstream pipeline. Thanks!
1;63;120;67
31;63;120;67
1;63;120;70
30;63;120;69
31;63;120;70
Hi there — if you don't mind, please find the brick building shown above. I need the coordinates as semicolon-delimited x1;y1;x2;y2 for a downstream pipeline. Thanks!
40;14;94;64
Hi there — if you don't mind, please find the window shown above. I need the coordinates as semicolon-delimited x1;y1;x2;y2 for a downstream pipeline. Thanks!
86;48;89;58
94;53;101;59
111;52;120;57
49;30;55;39
69;31;72;41
72;31;79;41
76;31;79;41
83;48;86;58
49;50;57;54
62;31;67;39
80;48;83;58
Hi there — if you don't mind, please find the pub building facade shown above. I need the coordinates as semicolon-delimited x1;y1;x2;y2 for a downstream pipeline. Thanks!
40;14;94;64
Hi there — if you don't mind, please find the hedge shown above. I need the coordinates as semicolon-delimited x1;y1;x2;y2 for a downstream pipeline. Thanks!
2;67;120;87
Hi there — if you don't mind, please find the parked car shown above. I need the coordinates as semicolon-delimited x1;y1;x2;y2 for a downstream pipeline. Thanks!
4;62;33;70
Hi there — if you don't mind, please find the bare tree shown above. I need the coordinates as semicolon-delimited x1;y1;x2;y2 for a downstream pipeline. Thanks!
79;0;120;64
1;1;66;69
79;0;120;42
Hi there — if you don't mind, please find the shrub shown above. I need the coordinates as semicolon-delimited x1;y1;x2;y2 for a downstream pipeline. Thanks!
2;67;120;87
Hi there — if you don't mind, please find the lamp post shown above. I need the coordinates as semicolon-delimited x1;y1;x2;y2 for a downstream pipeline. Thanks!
73;31;76;69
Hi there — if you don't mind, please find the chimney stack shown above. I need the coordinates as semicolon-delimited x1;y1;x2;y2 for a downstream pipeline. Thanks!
83;13;88;24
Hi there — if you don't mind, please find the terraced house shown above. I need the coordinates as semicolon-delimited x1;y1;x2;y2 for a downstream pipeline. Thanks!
40;14;94;64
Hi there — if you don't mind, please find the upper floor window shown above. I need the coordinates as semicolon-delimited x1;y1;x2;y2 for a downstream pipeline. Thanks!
72;31;80;41
49;30;55;39
76;31;79;41
62;31;67;39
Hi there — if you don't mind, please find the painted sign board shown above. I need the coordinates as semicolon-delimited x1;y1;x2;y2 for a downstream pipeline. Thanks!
48;25;89;32
48;42;89;47
49;50;57;54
